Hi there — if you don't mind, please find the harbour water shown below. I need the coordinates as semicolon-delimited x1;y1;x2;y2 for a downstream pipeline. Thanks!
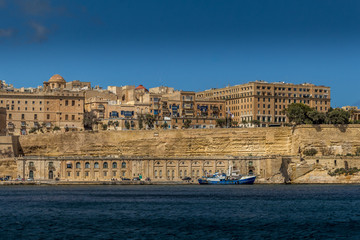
1;185;360;239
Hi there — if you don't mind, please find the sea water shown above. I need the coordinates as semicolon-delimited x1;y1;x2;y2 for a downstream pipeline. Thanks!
0;184;360;239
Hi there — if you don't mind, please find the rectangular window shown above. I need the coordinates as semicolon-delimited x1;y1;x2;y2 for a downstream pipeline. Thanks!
47;114;50;120
72;115;75;120
65;115;68;120
72;100;75;106
21;114;25;119
34;114;37;120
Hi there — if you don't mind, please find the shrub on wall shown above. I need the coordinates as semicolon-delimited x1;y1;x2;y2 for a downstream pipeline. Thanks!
303;148;318;156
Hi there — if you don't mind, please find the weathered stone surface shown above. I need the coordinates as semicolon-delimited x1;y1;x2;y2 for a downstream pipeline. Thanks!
19;125;360;158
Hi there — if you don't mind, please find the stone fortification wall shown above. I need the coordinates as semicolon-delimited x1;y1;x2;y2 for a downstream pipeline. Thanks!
19;127;293;157
19;125;360;158
291;125;360;156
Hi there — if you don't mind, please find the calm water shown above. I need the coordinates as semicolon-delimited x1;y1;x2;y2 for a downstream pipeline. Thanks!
1;185;360;239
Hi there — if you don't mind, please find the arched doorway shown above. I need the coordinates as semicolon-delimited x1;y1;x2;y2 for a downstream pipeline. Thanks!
248;170;254;175
29;170;34;179
49;170;54;179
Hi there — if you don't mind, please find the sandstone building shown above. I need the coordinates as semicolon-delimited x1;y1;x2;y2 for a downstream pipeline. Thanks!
0;74;85;135
86;85;225;129
0;107;6;136
196;80;331;127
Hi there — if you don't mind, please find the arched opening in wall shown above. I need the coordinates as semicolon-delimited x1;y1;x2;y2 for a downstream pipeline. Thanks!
94;162;99;169
316;159;319;164
122;162;126;168
344;161;349;170
29;170;34;179
334;160;337;167
85;162;90;169
103;162;108;169
112;162;117;168
76;162;81;169
49;170;53;179
248;170;254;175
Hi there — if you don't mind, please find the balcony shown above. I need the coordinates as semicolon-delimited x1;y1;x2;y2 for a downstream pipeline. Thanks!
183;104;192;109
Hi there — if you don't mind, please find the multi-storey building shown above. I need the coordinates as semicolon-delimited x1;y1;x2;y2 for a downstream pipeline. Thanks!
342;106;360;122
0;74;85;135
0;107;6;135
86;84;225;129
196;80;331;127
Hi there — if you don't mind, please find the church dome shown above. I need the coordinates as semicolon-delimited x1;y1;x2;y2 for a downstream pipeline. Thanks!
135;85;148;91
48;74;66;83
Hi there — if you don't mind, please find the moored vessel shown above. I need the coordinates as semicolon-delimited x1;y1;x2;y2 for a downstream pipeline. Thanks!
198;172;256;185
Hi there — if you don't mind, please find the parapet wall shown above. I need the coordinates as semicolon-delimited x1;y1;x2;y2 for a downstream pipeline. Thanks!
18;125;360;157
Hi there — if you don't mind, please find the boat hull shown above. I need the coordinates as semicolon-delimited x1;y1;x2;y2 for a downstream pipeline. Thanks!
198;176;256;185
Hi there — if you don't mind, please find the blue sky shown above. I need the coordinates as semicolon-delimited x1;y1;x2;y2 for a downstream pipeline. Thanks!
0;0;359;107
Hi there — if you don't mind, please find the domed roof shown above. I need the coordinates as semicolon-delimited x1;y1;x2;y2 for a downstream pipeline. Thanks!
135;84;147;91
48;74;66;83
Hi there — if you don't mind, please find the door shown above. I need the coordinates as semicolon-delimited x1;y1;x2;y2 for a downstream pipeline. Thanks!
49;171;53;179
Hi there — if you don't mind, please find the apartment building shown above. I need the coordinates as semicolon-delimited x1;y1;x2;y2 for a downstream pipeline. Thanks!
0;74;85;135
196;80;331;127
87;84;225;129
0;107;6;135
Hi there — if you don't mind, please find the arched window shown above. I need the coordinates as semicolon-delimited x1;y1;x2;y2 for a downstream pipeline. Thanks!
248;170;254;175
179;170;182;177
184;170;187;176
112;162;117;168
76;162;81;169
29;170;34;178
154;170;158;177
103;162;108;169
29;162;34;167
85;162;90;168
121;162;126;168
66;162;72;169
94;162;99;169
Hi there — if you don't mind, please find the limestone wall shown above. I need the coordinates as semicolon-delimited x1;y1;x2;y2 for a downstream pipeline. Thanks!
19;127;293;157
291;125;360;156
18;125;360;158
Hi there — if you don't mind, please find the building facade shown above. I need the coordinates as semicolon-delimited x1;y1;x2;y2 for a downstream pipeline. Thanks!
0;74;85;135
196;80;331;127
86;85;225;129
16;156;275;181
0;107;6;136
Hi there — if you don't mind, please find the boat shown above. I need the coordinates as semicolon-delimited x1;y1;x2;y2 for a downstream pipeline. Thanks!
198;164;256;185
198;172;256;184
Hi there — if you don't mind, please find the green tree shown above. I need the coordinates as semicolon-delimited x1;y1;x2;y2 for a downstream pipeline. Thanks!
251;120;261;126
83;111;99;130
183;119;192;129
284;103;313;125
242;120;248;126
161;122;169;129
216;118;226;128
124;121;130;130
101;124;107;130
325;108;350;124
144;114;155;129
307;110;326;124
